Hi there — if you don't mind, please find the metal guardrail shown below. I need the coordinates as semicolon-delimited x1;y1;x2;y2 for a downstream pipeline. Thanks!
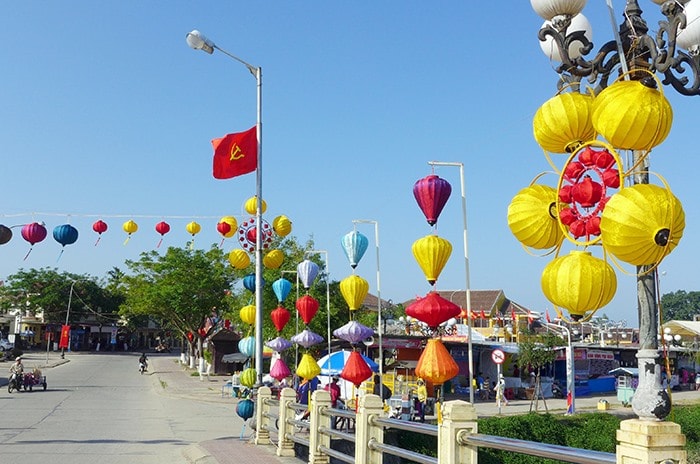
368;437;438;464
460;431;617;464
373;416;439;436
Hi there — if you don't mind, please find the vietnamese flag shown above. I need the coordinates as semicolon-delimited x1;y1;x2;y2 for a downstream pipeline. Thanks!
212;126;258;179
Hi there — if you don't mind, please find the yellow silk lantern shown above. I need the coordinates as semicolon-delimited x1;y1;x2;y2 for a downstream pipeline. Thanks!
219;216;237;238
228;249;251;269
591;78;673;151
600;184;685;266
244;196;267;215
415;339;459;386
240;304;256;325
340;274;369;310
240;368;257;388
412;235;452;285
122;220;138;234
533;91;595;153
273;215;292;237
186;221;201;236
263;249;284;269
296;353;321;380
507;184;564;249
541;250;617;320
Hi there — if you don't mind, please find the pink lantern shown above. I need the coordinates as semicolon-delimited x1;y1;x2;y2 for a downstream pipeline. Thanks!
21;222;47;260
270;358;292;382
413;174;452;226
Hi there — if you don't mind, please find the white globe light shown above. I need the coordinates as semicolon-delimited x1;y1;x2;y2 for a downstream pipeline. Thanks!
539;13;593;62
664;327;672;335
678;0;700;53
674;334;682;342
531;0;587;21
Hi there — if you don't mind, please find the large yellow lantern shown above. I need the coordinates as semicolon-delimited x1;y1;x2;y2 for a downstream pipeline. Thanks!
240;304;256;325
244;196;267;215
532;91;595;154
263;249;284;269
507;184;564;249
591;78;673;151
541;250;617;320
273;215;292;237
600;184;685;266
415;339;459;386
296;353;321;380
228;249;251;269
412;235;452;285
340;275;369;310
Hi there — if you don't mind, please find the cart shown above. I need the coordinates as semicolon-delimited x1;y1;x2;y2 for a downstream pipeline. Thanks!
23;368;47;391
609;367;638;407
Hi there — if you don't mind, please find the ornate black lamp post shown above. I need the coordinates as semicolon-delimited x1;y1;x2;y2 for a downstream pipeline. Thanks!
532;0;700;420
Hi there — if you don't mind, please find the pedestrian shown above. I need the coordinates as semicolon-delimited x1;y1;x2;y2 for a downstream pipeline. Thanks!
415;378;428;422
324;376;342;408
373;374;392;402
496;374;508;407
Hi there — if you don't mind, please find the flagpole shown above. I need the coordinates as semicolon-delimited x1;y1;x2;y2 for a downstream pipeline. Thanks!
186;30;265;386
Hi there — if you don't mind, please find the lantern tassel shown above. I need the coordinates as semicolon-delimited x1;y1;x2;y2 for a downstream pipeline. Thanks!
23;247;33;261
156;237;163;249
94;235;102;247
123;234;131;246
239;422;246;440
219;238;225;248
56;248;65;263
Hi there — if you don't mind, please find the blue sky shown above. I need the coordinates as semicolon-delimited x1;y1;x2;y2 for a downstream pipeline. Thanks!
1;2;698;327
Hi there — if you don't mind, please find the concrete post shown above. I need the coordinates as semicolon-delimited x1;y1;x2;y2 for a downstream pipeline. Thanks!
355;393;385;464
438;400;479;464
617;419;686;464
277;387;297;457
309;389;332;464
255;386;272;445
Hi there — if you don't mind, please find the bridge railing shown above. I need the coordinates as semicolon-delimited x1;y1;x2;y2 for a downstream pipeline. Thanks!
255;387;687;464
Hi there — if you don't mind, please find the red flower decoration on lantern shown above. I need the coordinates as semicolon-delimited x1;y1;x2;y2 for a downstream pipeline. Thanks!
557;143;622;243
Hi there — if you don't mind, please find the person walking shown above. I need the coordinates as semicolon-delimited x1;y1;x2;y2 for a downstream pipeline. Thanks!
496;374;508;407
415;378;428;422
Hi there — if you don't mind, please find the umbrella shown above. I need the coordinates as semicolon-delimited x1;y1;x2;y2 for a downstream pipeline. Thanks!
317;350;379;376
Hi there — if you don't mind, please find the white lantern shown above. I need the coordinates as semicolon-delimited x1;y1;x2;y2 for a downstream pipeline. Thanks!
531;0;587;20
540;13;593;62
677;0;700;53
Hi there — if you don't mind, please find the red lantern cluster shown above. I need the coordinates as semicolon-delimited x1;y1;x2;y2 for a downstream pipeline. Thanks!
237;218;273;252
559;146;620;240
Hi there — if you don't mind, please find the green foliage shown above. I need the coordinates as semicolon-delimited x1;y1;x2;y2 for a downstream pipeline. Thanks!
661;290;700;321
516;331;564;381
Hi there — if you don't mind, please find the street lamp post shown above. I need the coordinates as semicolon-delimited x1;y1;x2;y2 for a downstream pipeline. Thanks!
305;250;332;362
427;161;475;404
547;322;576;415
352;219;383;387
532;1;700;420
186;30;265;385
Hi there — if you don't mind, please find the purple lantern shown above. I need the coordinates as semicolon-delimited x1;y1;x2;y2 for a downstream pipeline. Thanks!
333;321;374;344
291;329;324;348
413;174;452;226
266;336;293;352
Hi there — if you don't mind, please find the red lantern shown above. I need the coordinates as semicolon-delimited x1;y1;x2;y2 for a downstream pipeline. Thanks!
271;306;291;332
296;295;320;325
21;222;47;245
572;176;603;207
405;292;461;329
413;174;452;226
340;351;374;387
92;220;108;246
155;221;170;248
217;221;231;236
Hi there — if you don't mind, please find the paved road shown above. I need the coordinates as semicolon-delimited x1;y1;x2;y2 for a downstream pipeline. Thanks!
0;352;240;464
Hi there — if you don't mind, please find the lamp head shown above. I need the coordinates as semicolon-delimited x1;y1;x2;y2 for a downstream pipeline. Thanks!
186;30;214;54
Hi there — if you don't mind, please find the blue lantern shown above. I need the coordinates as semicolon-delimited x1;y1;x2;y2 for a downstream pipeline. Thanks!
272;278;292;303
297;259;319;289
238;336;256;357
53;224;79;247
243;273;265;292
236;398;255;420
341;230;368;269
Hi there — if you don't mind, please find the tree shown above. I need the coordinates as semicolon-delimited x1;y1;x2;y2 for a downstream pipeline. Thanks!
660;290;700;321
0;268;119;325
516;330;565;412
120;245;237;357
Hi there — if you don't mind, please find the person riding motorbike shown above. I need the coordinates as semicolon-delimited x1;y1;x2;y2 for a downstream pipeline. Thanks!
552;380;565;399
9;356;24;389
138;353;148;373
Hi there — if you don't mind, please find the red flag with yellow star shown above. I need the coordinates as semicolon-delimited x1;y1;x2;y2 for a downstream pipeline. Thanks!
212;126;257;179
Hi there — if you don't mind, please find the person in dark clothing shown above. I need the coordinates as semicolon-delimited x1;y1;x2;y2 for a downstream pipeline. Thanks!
372;374;392;401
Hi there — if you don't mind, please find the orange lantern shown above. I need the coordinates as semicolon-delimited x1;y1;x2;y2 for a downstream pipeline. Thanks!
412;234;452;285
541;250;617;320
415;339;459;386
340;275;369;311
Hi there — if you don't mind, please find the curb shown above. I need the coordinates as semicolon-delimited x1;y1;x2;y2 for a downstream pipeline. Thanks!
182;444;219;464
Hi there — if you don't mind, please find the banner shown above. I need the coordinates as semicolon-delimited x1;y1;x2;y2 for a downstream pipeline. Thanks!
59;325;70;349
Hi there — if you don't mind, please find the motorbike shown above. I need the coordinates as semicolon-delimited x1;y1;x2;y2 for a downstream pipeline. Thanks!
8;372;24;393
139;361;147;374
22;369;48;391
552;381;565;399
